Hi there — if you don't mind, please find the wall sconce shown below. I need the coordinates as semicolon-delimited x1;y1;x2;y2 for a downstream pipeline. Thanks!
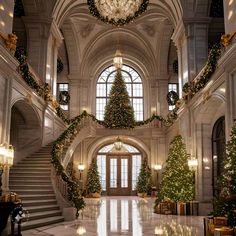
154;164;162;191
188;158;198;170
0;144;14;195
114;137;123;151
78;163;85;180
154;164;162;171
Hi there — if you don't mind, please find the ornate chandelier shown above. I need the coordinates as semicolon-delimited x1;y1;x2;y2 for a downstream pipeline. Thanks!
87;0;149;26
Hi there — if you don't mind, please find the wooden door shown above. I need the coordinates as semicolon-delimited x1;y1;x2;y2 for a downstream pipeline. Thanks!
107;154;132;196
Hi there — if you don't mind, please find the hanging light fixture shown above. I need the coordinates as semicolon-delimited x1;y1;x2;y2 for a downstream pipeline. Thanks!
114;137;123;151
87;0;149;26
113;49;123;69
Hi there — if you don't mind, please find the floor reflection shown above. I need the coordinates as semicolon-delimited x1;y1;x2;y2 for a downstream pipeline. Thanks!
22;197;204;236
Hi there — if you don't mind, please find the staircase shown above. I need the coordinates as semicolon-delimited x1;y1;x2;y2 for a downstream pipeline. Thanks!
9;144;64;230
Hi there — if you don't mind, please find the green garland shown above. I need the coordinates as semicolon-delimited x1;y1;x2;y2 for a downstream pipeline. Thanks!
59;91;70;105
182;43;222;98
167;91;179;106
87;0;149;26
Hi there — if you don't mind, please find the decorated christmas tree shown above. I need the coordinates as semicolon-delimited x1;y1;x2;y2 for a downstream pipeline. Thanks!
213;122;236;227
156;135;194;203
136;158;152;194
86;158;102;195
104;69;135;128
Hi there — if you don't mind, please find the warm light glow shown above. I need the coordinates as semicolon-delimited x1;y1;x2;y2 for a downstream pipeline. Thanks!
6;145;14;166
113;50;123;69
205;166;210;170
95;0;143;22
0;5;4;11
219;88;226;93
203;158;209;163
8;12;13;18
151;107;156;114
78;163;85;171
76;225;86;235
154;164;162;171
114;137;123;150
213;155;217;160
155;226;163;234
229;0;234;5
0;145;7;165
228;10;233;20
0;21;5;26
188;159;198;169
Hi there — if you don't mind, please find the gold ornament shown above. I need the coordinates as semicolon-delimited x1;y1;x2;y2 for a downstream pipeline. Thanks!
221;29;236;47
0;32;18;54
52;100;59;109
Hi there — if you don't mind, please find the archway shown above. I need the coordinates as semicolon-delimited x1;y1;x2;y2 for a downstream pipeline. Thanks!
212;116;225;197
10;100;42;164
96;143;143;196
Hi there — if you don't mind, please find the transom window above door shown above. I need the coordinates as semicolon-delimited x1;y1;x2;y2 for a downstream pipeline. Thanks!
96;65;144;121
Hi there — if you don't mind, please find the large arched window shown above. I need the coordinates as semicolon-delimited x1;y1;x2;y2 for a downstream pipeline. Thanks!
96;65;143;121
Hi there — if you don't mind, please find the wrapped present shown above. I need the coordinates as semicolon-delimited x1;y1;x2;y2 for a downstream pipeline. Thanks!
203;217;214;236
214;227;234;236
177;202;186;215
213;217;228;226
159;200;177;215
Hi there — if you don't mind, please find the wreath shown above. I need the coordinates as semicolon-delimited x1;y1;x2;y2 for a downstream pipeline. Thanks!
59;91;70;105
167;91;179;106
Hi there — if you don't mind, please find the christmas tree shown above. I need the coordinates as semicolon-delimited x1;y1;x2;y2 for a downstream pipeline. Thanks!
86;158;102;195
213;122;236;227
136;158;152;194
104;69;135;128
156;135;194;203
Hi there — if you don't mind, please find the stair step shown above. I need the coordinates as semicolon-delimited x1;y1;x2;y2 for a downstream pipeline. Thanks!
10;185;53;190
22;216;64;231
10;180;51;185
20;160;51;164
20;194;55;200
11;189;54;195
10;176;50;180
22;199;57;207
10;171;51;176
25;204;60;213
23;210;61;222
11;167;51;171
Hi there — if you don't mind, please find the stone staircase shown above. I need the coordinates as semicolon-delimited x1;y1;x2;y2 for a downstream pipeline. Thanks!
9;144;64;230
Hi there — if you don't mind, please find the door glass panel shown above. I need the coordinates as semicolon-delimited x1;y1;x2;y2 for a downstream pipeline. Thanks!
121;159;128;188
132;155;142;190
110;159;117;188
97;155;106;191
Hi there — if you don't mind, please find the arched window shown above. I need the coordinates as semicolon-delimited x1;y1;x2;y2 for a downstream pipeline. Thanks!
96;65;143;121
212;116;225;197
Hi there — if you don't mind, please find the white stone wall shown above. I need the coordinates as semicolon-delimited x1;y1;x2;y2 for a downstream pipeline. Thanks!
0;0;14;36
224;0;236;34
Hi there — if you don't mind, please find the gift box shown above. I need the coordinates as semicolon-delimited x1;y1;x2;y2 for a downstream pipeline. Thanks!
203;217;214;236
0;192;21;203
177;202;186;215
160;201;177;215
213;217;228;227
214;227;234;236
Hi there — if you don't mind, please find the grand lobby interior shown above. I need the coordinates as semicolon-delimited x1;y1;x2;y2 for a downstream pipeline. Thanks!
0;0;236;235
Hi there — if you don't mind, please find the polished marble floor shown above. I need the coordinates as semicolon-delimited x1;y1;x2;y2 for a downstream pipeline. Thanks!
23;197;204;236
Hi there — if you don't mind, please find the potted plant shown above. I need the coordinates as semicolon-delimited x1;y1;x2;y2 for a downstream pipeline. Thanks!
85;158;102;197
136;158;152;197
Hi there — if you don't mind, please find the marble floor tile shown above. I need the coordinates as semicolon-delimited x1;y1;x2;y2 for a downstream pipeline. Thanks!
22;197;205;236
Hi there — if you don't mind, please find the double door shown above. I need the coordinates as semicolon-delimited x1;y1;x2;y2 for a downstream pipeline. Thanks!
107;154;132;196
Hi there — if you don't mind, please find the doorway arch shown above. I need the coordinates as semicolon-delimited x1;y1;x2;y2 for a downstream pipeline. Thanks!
10;100;42;163
212;116;225;197
96;143;143;196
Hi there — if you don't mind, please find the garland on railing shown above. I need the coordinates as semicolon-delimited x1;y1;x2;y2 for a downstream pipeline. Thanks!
182;43;222;99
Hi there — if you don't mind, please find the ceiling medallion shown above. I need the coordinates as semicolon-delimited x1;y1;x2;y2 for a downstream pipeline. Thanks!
87;0;149;26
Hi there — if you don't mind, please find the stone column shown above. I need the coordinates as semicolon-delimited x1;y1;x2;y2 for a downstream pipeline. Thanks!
172;19;210;96
23;17;63;88
224;1;236;34
69;78;80;118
